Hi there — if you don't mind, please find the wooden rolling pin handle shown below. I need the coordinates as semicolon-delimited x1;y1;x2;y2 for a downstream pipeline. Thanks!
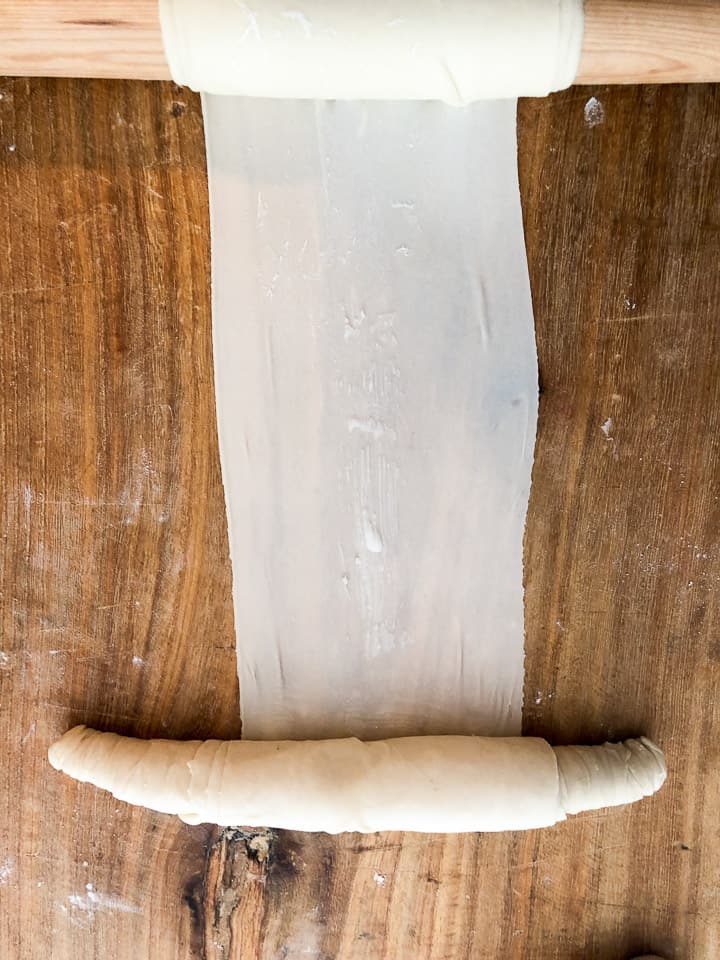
0;0;719;85
576;0;720;85
0;1;169;81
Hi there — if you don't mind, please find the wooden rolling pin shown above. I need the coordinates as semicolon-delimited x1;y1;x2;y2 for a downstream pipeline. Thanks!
0;0;719;85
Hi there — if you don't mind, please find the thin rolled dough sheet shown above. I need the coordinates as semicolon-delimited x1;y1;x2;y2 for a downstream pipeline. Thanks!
204;98;538;740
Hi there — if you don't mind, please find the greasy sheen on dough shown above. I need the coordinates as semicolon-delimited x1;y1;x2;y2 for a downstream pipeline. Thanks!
49;727;666;834
159;0;584;103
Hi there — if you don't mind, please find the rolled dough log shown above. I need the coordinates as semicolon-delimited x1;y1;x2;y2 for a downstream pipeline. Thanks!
49;726;665;834
159;0;584;102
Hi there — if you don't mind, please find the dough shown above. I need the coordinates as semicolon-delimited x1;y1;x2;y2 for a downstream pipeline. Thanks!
204;96;538;741
160;0;584;103
49;726;666;834
555;739;667;814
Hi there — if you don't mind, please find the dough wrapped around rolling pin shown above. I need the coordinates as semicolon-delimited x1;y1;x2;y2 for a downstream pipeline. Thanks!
48;726;665;834
159;0;585;103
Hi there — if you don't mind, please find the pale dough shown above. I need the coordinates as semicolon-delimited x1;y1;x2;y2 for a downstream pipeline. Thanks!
49;726;666;834
203;96;538;741
160;0;584;103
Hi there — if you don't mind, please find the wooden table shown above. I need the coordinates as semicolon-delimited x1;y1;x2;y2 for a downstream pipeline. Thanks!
0;78;718;959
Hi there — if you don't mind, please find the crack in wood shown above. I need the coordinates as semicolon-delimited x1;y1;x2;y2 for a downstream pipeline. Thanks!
187;828;343;958
193;827;275;960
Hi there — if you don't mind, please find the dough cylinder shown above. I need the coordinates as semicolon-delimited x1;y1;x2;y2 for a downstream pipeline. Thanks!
159;0;585;103
49;726;666;834
554;737;667;814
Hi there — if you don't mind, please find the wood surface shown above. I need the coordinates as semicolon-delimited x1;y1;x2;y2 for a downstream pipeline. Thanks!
3;0;720;86
576;0;720;85
0;78;719;959
0;0;167;80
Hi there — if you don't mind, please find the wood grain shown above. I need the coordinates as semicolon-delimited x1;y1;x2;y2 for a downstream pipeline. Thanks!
577;0;720;85
0;77;240;957
1;78;720;959
3;0;720;86
0;1;168;80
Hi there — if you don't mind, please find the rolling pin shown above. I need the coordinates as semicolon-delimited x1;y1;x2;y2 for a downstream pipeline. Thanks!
0;0;719;86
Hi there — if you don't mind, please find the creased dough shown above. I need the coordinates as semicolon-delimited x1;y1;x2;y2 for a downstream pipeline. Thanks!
159;0;584;103
49;726;666;834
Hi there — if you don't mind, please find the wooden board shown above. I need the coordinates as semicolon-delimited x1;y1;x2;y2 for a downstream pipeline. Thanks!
0;78;718;959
